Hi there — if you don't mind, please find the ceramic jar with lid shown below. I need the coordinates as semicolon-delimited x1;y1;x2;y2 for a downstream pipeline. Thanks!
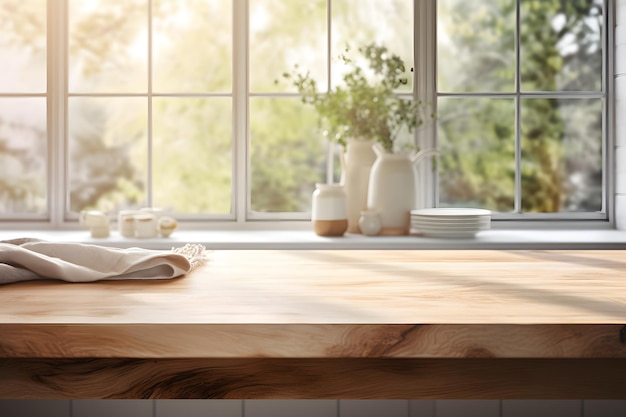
311;183;348;237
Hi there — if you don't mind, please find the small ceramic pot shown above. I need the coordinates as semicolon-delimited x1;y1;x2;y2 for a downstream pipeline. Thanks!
134;214;158;238
358;210;381;236
312;183;348;237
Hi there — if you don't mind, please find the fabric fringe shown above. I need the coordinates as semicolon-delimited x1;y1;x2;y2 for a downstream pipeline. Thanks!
172;243;209;271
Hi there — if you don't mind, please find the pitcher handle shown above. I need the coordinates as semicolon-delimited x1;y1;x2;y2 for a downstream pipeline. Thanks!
411;148;439;165
372;142;386;158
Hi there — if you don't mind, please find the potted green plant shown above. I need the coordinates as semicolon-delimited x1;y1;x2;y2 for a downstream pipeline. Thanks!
281;43;435;235
281;43;426;152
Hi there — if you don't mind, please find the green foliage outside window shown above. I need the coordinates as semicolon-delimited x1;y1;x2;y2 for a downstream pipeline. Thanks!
0;0;606;217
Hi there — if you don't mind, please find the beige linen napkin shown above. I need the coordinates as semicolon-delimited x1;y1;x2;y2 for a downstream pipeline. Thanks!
0;238;207;284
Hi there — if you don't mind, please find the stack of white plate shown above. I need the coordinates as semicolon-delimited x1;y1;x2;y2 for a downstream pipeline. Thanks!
410;208;491;238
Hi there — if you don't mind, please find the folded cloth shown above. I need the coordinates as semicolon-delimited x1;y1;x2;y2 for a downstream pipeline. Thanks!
0;238;207;285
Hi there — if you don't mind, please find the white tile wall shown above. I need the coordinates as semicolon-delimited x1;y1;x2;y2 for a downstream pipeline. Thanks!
339;400;409;417
617;45;626;74
615;194;626;229
244;400;336;417
616;98;625;147
409;400;435;417
615;147;626;193
0;400;70;417
72;400;153;417
4;399;626;416
583;400;626;417
501;400;582;417
435;400;500;417
617;24;626;46
619;0;626;27
616;76;626;100
156;399;242;417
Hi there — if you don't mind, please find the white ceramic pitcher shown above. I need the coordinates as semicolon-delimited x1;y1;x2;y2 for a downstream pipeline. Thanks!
340;138;377;233
367;144;439;235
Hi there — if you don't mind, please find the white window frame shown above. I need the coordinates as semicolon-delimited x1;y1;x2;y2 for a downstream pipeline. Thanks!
0;0;615;230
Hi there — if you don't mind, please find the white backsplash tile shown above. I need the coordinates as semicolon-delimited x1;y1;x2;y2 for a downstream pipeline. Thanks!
436;400;500;417
409;400;435;417
0;400;70;417
583;400;626;417
616;98;626;148
617;24;626;46
615;147;626;194
616;45;626;75
502;400;581;417
72;400;153;417
339;400;408;417
615;194;626;229
615;76;626;103
156;400;242;417
244;400;337;417
618;2;626;28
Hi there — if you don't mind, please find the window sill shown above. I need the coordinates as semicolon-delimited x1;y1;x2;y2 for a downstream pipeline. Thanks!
3;228;626;250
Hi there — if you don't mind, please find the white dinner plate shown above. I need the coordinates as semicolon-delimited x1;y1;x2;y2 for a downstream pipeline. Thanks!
413;229;484;238
411;223;490;232
411;208;491;218
411;216;491;226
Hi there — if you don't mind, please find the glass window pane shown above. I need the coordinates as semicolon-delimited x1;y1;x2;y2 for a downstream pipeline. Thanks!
521;98;602;213
438;0;515;93
250;0;327;93
250;98;326;213
0;98;47;215
68;97;148;213
438;98;515;212
332;0;413;92
69;0;148;93
0;0;46;93
521;0;603;92
152;98;232;214
153;0;232;93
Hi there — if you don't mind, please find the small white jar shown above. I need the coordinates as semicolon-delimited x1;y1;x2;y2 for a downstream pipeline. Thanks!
79;210;110;238
80;210;108;227
134;213;158;238
118;210;140;238
158;216;178;238
358;210;382;236
312;183;348;237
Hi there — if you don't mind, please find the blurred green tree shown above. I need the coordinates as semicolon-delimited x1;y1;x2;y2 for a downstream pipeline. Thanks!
438;0;603;213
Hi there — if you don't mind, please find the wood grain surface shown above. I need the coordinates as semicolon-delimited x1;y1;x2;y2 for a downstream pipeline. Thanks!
2;250;626;324
2;358;626;399
2;250;626;398
1;324;625;358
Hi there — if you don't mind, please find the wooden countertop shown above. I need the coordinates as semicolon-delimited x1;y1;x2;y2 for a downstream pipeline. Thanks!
2;250;626;359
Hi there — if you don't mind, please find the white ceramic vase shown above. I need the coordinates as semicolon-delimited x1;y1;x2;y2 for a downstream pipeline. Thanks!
367;144;439;235
340;138;377;233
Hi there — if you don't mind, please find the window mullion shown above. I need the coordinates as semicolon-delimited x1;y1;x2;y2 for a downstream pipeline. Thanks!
234;0;249;222
415;0;437;209
48;0;68;225
147;0;154;207
326;0;334;185
604;0;613;223
514;0;522;214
